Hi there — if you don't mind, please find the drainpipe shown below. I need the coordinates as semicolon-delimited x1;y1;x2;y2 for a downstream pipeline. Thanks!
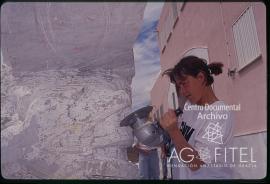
219;2;236;78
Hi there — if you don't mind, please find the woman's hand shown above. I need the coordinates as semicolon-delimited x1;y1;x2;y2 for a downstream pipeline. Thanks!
160;109;178;134
134;143;151;155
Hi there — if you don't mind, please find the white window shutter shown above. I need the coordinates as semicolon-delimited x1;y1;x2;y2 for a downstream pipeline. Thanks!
232;6;261;71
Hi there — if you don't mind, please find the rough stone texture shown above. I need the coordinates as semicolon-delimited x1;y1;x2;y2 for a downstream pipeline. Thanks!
1;2;146;179
1;66;139;179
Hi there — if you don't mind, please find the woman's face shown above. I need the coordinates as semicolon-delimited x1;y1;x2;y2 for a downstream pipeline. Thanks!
175;72;205;104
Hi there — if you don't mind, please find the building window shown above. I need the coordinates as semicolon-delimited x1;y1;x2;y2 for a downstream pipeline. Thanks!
183;47;209;62
232;6;261;71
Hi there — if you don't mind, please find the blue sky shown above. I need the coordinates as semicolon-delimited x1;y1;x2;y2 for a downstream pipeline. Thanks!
131;2;164;111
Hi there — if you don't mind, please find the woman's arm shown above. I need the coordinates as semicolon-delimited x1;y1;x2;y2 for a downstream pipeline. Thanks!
133;143;151;155
161;109;204;171
168;127;204;171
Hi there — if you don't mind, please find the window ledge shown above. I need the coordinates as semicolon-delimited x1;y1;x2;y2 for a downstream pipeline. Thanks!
237;54;262;72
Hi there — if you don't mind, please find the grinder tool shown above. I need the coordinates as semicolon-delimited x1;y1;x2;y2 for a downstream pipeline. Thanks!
120;106;182;147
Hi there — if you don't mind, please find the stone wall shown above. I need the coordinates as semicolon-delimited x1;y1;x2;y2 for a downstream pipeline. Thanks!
1;64;139;179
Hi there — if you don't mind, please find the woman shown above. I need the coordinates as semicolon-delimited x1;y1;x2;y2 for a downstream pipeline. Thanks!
160;56;234;179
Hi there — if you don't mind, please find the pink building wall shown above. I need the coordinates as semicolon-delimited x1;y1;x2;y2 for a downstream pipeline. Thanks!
151;2;266;135
151;74;169;112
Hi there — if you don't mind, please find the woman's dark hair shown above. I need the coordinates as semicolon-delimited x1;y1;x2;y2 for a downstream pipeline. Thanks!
162;56;223;86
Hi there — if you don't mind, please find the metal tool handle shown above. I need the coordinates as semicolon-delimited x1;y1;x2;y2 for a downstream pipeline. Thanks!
156;107;183;129
175;107;183;117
